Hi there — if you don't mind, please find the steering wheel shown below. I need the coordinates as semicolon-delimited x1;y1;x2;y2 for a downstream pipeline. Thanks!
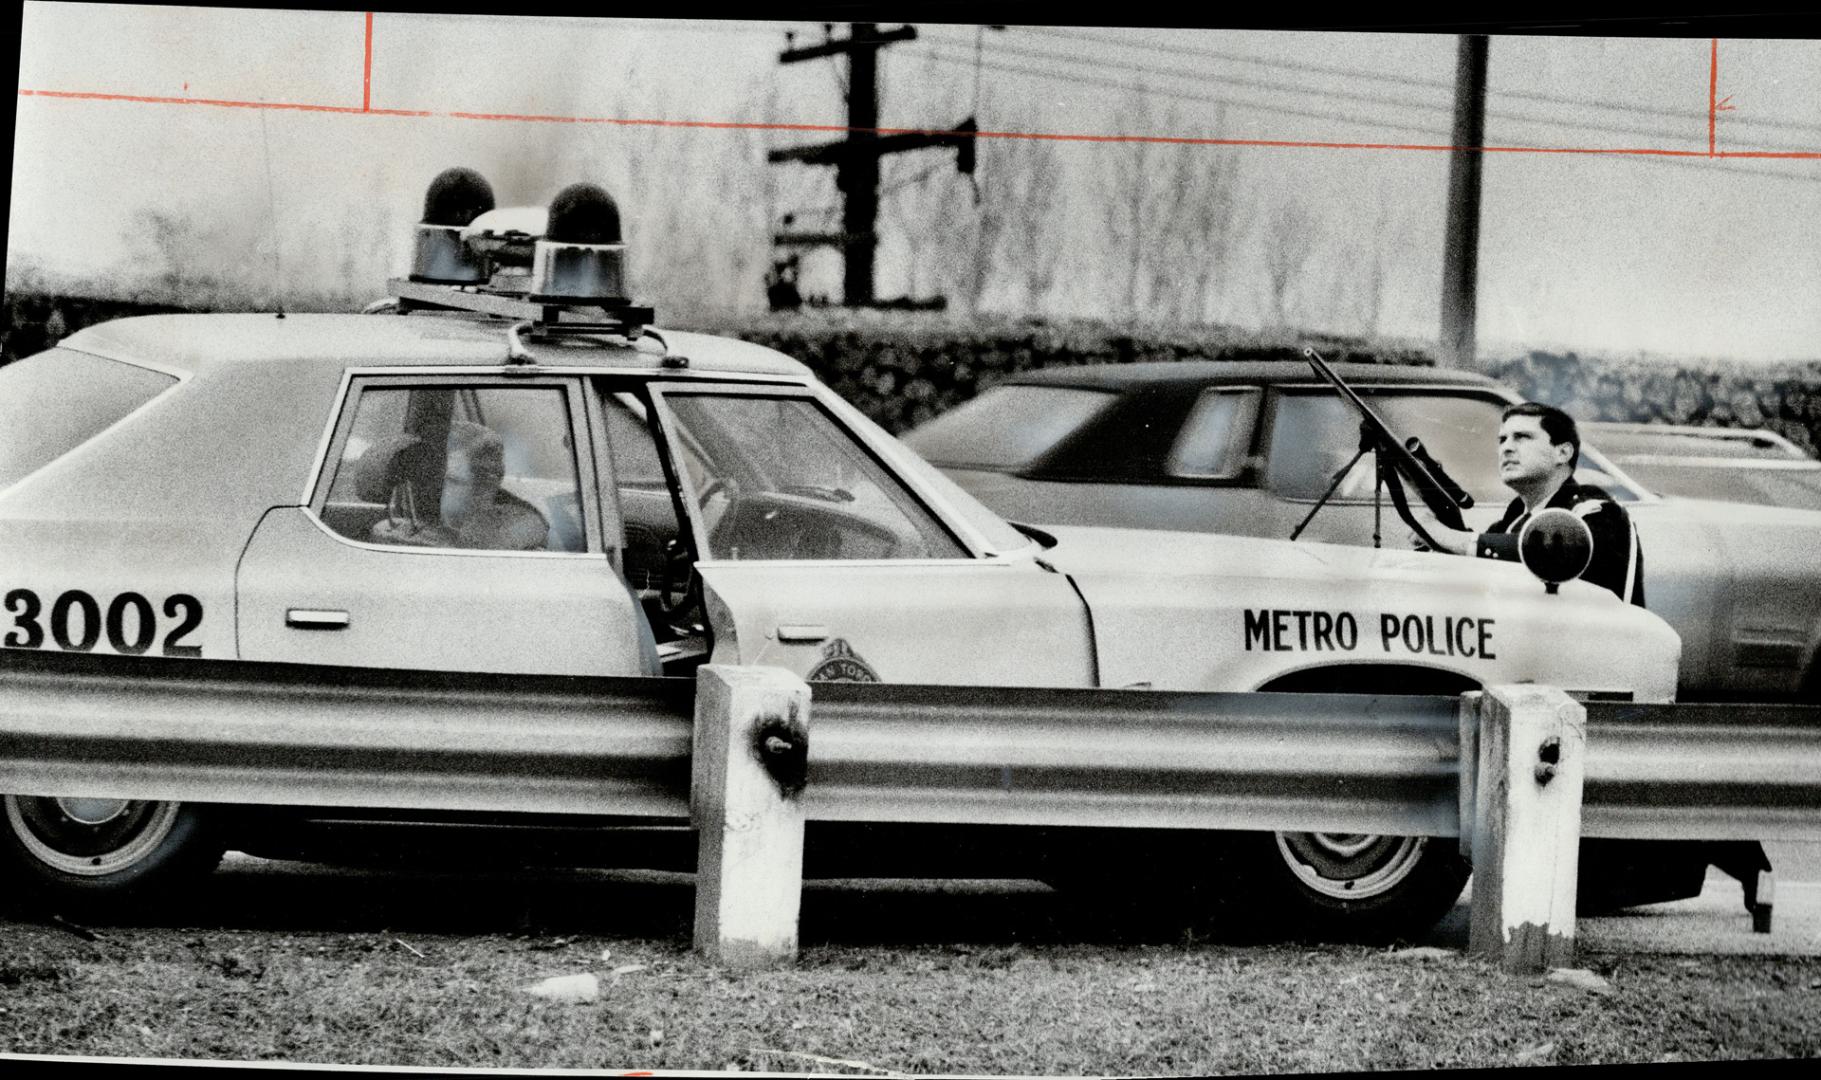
655;537;699;618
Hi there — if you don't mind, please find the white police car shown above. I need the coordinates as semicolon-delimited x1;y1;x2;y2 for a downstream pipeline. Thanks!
0;169;1682;938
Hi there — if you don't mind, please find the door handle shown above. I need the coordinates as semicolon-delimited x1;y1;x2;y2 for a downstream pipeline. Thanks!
286;609;350;630
775;623;829;644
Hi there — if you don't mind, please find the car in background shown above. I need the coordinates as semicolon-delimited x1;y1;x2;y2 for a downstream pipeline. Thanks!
904;360;1821;705
1584;421;1821;512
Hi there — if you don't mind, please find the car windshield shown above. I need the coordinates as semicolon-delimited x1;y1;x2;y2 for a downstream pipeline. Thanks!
0;349;179;491
1269;389;1642;505
661;393;968;561
902;385;1115;470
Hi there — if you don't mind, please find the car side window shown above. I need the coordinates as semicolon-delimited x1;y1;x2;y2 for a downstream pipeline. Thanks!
1167;388;1261;479
320;384;587;553
660;393;968;561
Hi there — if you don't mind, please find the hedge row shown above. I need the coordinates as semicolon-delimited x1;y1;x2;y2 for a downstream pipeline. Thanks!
697;312;1821;454
5;292;1818;453
2;292;194;369
1480;350;1821;456
689;310;1438;434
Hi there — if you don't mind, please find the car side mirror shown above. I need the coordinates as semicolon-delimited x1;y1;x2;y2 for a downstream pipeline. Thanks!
1518;508;1594;594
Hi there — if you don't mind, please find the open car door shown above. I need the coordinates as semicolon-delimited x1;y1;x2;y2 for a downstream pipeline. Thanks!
642;382;1096;687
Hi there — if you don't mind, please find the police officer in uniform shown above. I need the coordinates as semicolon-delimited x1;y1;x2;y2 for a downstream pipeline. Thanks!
1411;402;1643;605
1414;402;1773;926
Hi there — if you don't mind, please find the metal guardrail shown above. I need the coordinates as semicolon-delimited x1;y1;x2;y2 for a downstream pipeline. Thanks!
0;649;695;817
806;682;1463;835
1;649;1818;842
1581;701;1821;841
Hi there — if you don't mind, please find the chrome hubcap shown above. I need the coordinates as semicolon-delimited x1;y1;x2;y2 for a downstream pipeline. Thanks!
1275;832;1428;900
55;797;132;826
4;795;181;877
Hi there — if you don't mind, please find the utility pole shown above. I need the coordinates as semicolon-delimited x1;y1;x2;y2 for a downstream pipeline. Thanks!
768;23;977;308
1440;35;1488;368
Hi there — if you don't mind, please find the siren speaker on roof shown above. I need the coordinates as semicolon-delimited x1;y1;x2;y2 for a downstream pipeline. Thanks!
530;182;630;303
410;167;496;284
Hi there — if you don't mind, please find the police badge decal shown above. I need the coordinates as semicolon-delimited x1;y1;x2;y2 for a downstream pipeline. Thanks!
807;638;880;682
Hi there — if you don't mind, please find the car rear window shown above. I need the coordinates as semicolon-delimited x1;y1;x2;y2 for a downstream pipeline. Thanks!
0;349;179;490
902;385;1114;470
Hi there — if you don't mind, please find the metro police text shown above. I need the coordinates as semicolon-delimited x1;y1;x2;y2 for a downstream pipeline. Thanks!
1243;608;1495;659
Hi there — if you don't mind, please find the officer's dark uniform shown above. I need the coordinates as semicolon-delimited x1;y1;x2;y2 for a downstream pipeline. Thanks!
1470;474;1773;923
1470;479;1646;607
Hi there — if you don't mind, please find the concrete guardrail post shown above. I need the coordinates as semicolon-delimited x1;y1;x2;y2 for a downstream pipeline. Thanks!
690;664;811;968
1468;685;1588;974
1457;690;1483;862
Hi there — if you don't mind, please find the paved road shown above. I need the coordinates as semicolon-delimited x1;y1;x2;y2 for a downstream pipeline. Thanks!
1423;840;1821;957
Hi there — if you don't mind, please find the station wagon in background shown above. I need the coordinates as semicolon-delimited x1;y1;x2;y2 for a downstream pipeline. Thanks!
1583;420;1821;512
904;361;1821;704
0;169;1685;940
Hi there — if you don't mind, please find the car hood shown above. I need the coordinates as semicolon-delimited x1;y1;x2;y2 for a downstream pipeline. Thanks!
1026;522;1682;699
1034;521;1584;599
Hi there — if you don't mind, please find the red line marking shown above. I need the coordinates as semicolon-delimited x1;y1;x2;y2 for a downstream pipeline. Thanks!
1709;38;1719;158
18;88;429;117
362;11;373;113
17;89;1821;159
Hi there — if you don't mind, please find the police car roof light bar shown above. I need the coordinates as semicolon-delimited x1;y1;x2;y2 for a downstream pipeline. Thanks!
394;170;653;339
423;167;496;227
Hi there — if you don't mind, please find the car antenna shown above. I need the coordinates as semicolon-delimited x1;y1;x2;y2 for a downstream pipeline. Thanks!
258;110;286;319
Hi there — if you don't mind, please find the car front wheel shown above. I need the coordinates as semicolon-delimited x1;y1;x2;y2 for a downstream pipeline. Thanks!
1225;829;1468;942
0;795;223;914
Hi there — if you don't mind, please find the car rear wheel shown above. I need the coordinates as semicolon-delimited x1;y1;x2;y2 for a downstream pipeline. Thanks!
0;795;223;914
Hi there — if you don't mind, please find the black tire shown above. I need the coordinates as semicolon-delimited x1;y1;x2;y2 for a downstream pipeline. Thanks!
0;795;224;916
1218;829;1470;943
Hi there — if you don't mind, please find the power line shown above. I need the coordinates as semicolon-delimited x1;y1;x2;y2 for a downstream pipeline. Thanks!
910;46;1821;184
982;24;1821;139
927;37;1819;155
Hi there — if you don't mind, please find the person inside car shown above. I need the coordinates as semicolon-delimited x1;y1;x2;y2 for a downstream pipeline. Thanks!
440;420;550;551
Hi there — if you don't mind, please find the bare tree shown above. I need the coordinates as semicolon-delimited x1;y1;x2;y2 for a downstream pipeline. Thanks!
950;94;1066;315
126;209;233;307
1152;134;1243;325
1261;195;1318;328
1351;197;1399;336
997;129;1065;312
1098;88;1169;319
